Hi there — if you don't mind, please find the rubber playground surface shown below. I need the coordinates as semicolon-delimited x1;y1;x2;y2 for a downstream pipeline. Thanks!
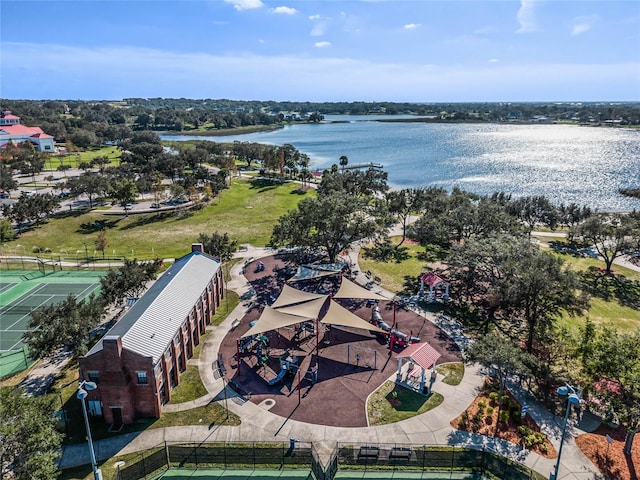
0;270;104;354
218;255;462;428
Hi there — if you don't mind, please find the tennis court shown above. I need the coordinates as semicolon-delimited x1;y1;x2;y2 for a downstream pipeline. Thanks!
0;270;104;377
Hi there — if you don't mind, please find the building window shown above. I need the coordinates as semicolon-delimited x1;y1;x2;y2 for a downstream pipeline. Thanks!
136;371;148;384
87;371;99;384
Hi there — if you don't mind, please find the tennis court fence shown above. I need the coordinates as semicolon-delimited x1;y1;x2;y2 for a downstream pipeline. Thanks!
0;345;34;380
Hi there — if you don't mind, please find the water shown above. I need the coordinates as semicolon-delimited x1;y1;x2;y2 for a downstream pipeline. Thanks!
162;116;640;211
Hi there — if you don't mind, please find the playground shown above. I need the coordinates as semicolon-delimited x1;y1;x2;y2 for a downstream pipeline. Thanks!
217;254;462;428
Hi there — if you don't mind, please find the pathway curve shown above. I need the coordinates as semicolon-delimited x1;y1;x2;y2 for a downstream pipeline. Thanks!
59;239;603;480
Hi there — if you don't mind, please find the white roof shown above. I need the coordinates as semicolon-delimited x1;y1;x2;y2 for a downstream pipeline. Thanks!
85;251;220;363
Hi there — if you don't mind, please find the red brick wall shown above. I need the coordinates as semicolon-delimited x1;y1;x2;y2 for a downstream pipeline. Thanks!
79;265;222;424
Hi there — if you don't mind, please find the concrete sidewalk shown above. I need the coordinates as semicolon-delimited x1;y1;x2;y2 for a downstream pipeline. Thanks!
59;241;601;480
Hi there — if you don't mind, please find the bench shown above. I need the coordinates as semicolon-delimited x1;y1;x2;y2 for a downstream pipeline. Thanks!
357;446;380;461
389;447;412;461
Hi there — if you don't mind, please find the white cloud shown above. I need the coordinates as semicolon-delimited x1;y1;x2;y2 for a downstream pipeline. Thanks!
270;6;298;15
2;42;639;102
489;58;499;63
314;41;331;48
310;21;329;36
225;0;263;11
571;15;598;36
516;0;537;33
309;14;321;20
403;23;421;30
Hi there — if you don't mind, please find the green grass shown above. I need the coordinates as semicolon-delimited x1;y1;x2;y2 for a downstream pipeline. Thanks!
2;178;312;259
167;365;208;404
367;381;443;426
358;238;430;293
47;146;122;170
436;362;465;386
58;447;166;480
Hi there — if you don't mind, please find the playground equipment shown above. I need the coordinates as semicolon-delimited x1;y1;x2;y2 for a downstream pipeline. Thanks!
370;306;419;350
347;344;377;369
267;351;299;386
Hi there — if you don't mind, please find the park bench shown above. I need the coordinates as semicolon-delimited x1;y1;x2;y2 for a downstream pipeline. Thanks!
357;446;380;461
389;447;412;461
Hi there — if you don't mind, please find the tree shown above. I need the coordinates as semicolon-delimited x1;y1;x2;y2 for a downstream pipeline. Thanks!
583;326;640;455
95;229;109;257
339;155;349;172
0;218;14;242
573;213;638;275
270;192;378;262
386;188;424;246
0;163;18;192
447;235;586;351
197;231;238;262
110;179;138;213
507;195;558;234
23;293;106;358
99;258;163;305
0;387;63;480
466;331;534;431
65;171;110;207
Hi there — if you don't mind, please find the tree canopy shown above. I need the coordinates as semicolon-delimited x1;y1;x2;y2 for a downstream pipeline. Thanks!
0;387;63;480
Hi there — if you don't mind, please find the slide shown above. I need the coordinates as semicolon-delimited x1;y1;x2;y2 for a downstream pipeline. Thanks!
268;368;287;386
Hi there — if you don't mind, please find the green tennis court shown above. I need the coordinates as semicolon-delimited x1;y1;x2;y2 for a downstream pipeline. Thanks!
0;270;104;353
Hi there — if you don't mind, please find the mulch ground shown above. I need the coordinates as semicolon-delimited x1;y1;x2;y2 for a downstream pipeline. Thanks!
450;380;556;459
576;424;640;480
218;254;462;427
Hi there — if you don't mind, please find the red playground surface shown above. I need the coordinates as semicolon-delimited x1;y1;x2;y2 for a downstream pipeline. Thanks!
217;254;462;428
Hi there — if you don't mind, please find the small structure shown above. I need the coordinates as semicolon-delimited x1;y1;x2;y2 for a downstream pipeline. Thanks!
395;342;441;394
418;272;450;303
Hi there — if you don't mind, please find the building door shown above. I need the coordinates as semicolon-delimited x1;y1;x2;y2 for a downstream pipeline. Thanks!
110;407;123;431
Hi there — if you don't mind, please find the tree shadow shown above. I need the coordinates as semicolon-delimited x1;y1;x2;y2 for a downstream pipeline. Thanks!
77;219;120;234
249;178;281;192
580;267;640;309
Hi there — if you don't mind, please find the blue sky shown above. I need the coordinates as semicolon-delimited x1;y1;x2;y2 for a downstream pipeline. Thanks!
1;0;639;102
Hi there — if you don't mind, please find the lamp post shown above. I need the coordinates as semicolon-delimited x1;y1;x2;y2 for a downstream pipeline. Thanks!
550;384;581;480
77;380;103;480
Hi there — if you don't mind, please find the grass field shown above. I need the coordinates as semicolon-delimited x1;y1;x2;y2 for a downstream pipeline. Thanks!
1;178;313;260
47;146;122;170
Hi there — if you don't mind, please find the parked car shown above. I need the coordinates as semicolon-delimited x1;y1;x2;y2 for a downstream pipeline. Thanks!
151;203;161;209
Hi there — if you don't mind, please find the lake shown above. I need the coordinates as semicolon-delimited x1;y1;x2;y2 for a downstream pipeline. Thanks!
162;116;640;212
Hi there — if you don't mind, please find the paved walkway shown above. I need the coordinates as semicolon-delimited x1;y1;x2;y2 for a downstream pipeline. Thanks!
58;242;602;480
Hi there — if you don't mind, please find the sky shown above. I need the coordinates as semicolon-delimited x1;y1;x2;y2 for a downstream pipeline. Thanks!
1;0;639;102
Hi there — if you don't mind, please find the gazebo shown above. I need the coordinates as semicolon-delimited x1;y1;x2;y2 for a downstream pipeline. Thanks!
419;272;450;303
395;342;441;394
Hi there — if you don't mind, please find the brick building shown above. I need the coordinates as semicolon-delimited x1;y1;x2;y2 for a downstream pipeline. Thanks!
78;244;223;426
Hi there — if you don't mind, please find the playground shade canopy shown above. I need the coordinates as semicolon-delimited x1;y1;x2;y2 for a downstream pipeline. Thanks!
275;296;328;319
333;278;387;301
320;300;385;334
242;306;315;338
287;263;346;282
270;284;326;308
242;283;385;337
396;342;441;370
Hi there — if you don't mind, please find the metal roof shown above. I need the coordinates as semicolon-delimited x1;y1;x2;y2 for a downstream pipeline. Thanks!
85;251;221;363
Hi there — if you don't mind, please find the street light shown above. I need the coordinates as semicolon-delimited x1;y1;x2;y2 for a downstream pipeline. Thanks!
550;384;581;480
77;380;103;480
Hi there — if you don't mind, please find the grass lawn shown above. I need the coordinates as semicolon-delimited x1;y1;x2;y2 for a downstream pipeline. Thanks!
2;178;312;259
167;365;208;404
367;381;443;426
58;447;166;480
436;362;465;386
48;146;122;170
358;238;431;293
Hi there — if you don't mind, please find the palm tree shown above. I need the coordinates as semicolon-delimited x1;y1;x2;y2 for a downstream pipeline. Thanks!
339;155;349;173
